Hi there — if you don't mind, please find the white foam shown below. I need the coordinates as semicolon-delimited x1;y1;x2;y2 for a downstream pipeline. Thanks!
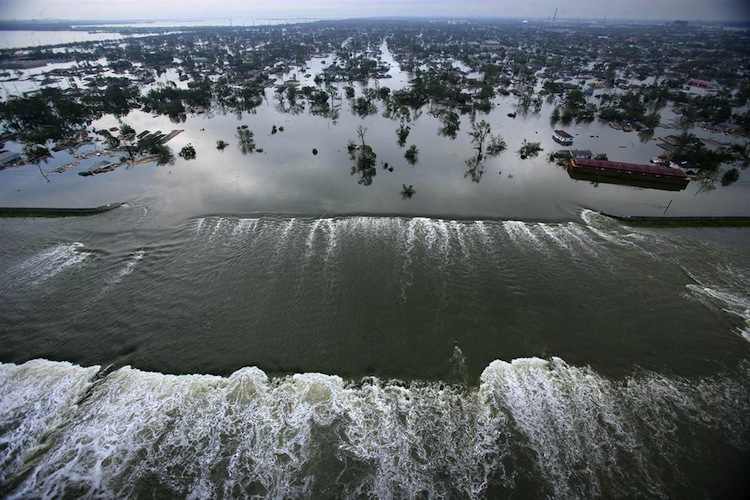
305;219;323;257
450;220;470;258
1;358;748;498
435;219;451;258
473;221;492;247
193;218;205;234
503;220;544;250
481;357;750;497
282;217;297;237
232;218;259;236
115;250;144;281
399;219;420;301
537;223;572;252
561;223;599;256
9;242;89;285
0;359;99;485
417;217;438;250
323;218;337;261
208;218;225;241
687;284;750;342
579;209;630;246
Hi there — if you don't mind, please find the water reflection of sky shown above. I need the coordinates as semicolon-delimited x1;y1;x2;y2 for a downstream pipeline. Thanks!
0;31;164;50
1;43;748;225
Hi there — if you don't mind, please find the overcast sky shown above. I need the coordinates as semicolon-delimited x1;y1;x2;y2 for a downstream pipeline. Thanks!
1;0;748;22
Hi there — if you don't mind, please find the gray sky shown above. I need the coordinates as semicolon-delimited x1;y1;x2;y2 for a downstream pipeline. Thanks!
0;0;748;22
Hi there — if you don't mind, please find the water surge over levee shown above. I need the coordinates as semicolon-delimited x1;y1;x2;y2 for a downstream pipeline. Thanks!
4;242;90;287
1;358;748;498
0;360;100;486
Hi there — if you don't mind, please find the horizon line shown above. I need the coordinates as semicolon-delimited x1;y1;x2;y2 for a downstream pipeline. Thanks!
1;15;749;24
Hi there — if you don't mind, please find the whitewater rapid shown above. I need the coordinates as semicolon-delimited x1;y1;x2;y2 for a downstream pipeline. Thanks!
1;357;748;498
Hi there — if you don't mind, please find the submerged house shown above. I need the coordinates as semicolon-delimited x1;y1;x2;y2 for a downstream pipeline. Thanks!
554;149;592;161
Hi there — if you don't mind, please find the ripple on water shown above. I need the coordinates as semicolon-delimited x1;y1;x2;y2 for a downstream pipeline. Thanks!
7;242;89;286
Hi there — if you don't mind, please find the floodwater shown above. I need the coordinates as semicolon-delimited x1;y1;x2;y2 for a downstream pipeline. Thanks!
1;41;749;498
0;30;131;49
72;18;320;29
1;44;747;222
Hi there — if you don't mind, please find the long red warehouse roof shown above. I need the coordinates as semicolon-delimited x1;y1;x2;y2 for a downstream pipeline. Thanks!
573;159;688;178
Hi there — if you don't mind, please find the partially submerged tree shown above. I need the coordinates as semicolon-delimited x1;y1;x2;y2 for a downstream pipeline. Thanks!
24;144;51;164
486;135;507;157
464;120;507;182
721;168;740;186
518;140;543;159
405;144;419;165
237;126;256;154
179;143;197;160
468;120;492;160
356;125;367;148
350;126;377;185
119;123;139;160
150;143;175;165
119;123;136;137
397;123;411;147
401;184;416;199
670;133;732;172
439;110;460;139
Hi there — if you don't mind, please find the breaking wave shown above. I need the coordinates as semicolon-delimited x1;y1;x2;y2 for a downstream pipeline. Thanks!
114;250;145;282
1;357;748;498
5;242;89;286
185;212;646;264
688;285;750;342
685;264;750;343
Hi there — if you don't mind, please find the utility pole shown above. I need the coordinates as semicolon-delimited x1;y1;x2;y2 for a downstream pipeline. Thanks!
664;199;673;215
